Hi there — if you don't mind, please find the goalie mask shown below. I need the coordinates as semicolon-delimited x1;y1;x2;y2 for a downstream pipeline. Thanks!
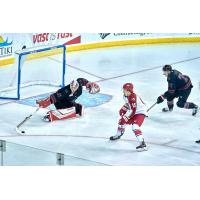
70;80;79;93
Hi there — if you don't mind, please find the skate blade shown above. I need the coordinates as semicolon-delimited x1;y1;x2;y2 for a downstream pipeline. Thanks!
192;107;200;116
136;146;148;152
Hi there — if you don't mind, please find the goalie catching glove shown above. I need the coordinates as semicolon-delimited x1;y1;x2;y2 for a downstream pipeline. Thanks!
86;82;100;94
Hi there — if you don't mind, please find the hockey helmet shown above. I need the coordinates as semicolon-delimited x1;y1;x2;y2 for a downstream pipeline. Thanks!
70;80;79;91
123;83;134;92
162;65;172;72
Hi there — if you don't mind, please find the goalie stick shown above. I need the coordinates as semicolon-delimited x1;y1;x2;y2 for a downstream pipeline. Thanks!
15;107;40;135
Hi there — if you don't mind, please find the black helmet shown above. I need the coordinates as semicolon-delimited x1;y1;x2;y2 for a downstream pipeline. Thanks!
162;65;172;72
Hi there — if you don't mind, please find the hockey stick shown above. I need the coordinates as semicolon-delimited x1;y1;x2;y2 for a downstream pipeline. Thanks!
15;107;40;135
147;102;157;112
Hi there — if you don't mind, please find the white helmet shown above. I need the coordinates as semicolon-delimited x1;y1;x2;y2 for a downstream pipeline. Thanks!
70;80;79;92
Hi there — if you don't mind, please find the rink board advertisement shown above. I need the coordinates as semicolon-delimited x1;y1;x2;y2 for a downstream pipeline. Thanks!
1;33;200;62
81;33;200;43
0;33;81;60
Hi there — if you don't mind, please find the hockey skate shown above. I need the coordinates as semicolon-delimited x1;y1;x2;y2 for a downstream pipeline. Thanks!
162;107;173;112
195;139;200;144
110;132;124;141
192;105;199;116
136;140;148;152
42;113;51;122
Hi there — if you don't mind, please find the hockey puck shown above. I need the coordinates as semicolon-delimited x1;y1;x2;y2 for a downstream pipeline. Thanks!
15;127;26;135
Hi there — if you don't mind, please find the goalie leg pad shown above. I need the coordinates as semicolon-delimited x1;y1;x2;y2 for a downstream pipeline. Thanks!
48;107;76;122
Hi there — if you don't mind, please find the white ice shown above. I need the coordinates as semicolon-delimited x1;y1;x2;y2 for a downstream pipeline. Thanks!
0;43;200;165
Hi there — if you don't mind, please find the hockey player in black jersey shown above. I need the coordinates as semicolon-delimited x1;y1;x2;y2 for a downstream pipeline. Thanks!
156;65;199;116
36;78;100;122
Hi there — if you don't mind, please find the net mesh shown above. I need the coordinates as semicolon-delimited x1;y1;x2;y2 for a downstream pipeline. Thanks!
0;45;65;99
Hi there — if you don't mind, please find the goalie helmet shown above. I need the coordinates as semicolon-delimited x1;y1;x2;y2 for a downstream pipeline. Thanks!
162;65;172;72
123;83;134;92
70;80;79;92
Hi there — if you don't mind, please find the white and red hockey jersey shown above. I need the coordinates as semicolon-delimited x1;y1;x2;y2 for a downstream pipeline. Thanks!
123;92;147;118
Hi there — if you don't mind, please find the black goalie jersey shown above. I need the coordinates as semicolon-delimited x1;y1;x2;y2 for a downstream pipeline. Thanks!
50;78;89;109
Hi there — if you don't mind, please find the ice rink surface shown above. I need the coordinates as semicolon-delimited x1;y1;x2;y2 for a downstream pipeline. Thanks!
0;43;200;165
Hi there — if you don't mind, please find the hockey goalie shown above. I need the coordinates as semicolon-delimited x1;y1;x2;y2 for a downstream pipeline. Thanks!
36;78;100;122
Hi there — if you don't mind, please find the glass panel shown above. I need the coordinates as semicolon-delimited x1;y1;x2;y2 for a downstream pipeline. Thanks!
2;141;57;166
0;141;110;166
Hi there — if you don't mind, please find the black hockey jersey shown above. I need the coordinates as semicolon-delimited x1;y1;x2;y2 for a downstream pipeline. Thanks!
50;78;89;104
163;70;193;99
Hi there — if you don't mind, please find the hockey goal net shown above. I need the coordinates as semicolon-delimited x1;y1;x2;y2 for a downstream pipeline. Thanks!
0;45;66;100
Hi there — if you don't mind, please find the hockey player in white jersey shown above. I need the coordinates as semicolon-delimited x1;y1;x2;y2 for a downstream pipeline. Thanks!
110;83;148;151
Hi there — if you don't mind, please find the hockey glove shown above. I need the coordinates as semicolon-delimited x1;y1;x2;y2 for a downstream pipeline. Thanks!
86;82;100;94
119;105;128;116
157;95;165;104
